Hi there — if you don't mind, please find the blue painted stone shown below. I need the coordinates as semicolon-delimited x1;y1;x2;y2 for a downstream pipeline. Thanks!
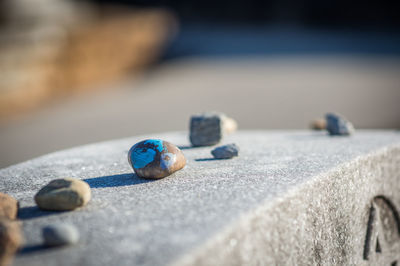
325;113;355;136
128;139;186;179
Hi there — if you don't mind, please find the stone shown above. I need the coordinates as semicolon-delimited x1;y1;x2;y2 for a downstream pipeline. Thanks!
211;144;239;159
128;139;186;179
189;112;237;147
0;219;23;266
34;178;91;211
42;223;79;247
325;113;355;135
0;193;18;220
1;130;400;266
223;117;238;135
310;118;326;130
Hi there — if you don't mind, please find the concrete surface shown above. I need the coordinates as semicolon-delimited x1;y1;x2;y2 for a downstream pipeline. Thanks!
0;56;400;168
1;130;400;265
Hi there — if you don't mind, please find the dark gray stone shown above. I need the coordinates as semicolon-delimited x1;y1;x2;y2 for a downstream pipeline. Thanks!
325;113;355;135
43;224;79;247
189;113;224;146
189;112;237;147
1;130;400;266
211;144;239;159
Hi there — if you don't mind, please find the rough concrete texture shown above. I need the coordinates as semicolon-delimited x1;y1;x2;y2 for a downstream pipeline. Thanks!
1;130;400;266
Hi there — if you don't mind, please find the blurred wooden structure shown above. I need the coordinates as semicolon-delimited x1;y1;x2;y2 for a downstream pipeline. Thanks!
0;1;177;120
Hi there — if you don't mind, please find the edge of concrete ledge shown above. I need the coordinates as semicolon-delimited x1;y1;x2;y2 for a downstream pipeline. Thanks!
172;144;400;266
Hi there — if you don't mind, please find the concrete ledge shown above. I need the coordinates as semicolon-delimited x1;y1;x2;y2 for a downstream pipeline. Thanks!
1;130;400;265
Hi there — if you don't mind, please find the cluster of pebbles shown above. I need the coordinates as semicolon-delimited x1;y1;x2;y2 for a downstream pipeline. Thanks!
0;178;90;266
129;112;240;179
190;112;239;159
0;111;354;265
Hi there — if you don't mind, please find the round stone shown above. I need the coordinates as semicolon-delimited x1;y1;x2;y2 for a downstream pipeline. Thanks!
34;178;91;211
42;223;79;247
310;118;326;130
128;139;186;179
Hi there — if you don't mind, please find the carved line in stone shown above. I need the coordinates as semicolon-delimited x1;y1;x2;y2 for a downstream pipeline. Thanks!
375;196;400;235
363;195;400;260
363;204;376;260
376;237;382;253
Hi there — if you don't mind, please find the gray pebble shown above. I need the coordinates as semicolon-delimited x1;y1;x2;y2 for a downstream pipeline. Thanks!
211;144;239;159
42;223;79;247
325;113;355;136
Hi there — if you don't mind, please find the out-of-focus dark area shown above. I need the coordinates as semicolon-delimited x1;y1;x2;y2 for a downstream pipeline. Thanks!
97;0;400;58
94;0;400;26
1;0;400;168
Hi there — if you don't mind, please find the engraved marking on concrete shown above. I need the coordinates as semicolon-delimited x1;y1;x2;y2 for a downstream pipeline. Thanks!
363;196;400;260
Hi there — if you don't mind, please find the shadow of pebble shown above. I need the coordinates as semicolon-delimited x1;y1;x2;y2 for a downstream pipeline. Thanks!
177;145;194;150
83;173;155;188
178;145;212;150
18;206;62;220
18;244;48;255
195;158;220;162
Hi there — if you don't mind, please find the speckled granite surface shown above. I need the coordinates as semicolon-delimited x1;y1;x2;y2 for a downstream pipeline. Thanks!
1;130;400;265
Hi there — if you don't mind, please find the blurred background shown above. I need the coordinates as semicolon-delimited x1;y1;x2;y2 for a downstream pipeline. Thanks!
0;0;399;168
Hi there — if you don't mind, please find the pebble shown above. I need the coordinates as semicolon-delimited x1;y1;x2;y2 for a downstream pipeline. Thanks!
34;178;91;211
42;223;79;247
190;112;238;147
0;219;23;266
223;117;238;135
211;144;239;159
0;193;18;220
325;113;355;136
310;118;326;130
128;139;186;179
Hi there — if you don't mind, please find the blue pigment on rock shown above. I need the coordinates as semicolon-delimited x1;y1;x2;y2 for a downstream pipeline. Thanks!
144;140;164;152
130;139;165;169
128;139;185;178
132;148;156;169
